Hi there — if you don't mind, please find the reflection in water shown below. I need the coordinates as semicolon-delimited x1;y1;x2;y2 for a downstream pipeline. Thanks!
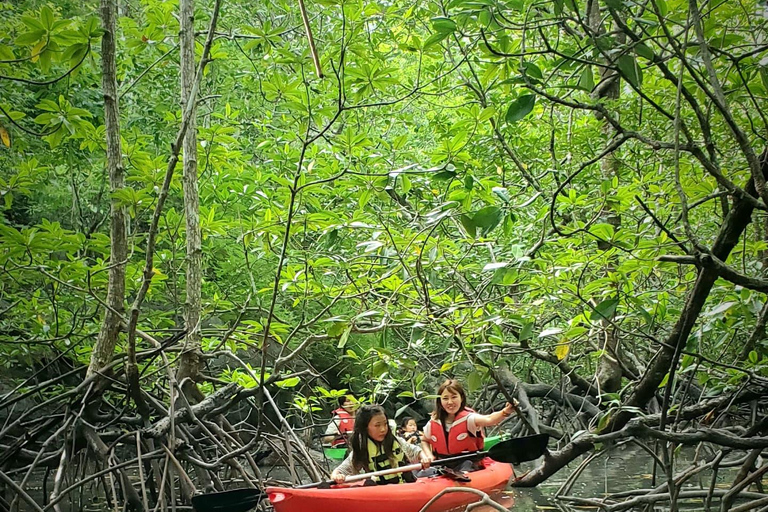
494;444;746;512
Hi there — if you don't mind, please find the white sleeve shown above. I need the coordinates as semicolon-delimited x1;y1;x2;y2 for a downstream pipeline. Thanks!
324;415;341;435
422;422;431;439
466;413;482;435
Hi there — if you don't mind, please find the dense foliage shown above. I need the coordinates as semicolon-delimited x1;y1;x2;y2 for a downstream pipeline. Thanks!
1;0;767;508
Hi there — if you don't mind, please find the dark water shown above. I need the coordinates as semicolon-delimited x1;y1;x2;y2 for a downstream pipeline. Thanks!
14;445;749;511
505;444;746;512
309;443;745;512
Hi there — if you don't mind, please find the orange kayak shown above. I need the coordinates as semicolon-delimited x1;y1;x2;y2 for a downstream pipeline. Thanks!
266;458;513;512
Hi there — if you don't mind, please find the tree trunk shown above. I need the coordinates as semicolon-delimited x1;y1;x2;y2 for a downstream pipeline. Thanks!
176;0;204;402
86;0;127;380
590;0;624;393
516;152;768;486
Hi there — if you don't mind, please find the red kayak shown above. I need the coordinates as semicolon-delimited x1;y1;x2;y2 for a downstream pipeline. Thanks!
266;458;513;512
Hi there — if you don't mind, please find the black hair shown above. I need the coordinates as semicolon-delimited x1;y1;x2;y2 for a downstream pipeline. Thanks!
337;395;354;408
434;379;468;425
350;405;397;472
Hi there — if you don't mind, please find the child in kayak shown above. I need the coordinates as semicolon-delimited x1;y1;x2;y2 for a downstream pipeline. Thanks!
397;417;423;445
331;405;431;485
421;379;517;465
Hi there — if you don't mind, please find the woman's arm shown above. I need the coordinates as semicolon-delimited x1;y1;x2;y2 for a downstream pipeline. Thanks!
472;401;517;429
420;440;435;462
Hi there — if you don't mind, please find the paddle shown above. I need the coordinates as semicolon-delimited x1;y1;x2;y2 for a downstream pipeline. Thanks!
296;433;549;489
191;434;549;512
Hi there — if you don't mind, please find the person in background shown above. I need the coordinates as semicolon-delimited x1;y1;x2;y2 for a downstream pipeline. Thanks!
397;417;423;445
322;395;357;447
421;379;516;467
331;405;430;485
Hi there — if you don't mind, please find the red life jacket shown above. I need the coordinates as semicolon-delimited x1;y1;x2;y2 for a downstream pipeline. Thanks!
426;408;484;457
330;408;355;447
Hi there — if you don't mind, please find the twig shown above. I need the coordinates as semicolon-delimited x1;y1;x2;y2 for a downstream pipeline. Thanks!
298;0;323;78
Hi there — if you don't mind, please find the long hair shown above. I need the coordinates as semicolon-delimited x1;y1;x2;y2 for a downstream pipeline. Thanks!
350;404;398;472
433;379;468;425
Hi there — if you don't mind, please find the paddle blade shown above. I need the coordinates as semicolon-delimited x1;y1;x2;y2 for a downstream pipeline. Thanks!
191;488;264;512
487;433;549;464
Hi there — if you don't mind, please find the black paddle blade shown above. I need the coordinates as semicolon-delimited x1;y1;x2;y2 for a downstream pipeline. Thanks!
191;488;265;512
488;433;549;464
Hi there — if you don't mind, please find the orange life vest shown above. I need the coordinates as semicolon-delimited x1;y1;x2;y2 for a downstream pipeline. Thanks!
330;408;355;447
426;408;484;457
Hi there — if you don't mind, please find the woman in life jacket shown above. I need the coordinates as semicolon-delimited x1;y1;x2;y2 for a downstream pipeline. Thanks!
420;379;517;471
397;417;423;445
331;405;431;485
322;395;357;447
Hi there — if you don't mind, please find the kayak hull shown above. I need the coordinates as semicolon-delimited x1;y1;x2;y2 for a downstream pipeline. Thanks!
266;458;513;512
323;446;348;460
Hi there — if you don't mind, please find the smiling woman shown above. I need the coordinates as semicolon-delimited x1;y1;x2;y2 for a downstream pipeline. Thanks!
421;379;517;462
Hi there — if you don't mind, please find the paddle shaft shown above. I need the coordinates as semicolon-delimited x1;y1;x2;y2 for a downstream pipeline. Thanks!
296;450;491;489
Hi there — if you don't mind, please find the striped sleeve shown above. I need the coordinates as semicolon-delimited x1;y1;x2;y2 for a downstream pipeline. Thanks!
398;438;422;462
332;453;357;477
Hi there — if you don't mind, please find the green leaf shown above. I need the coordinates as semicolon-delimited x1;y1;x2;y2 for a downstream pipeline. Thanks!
592;298;619;321
275;376;301;388
705;301;736;317
589;223;615;240
460;214;477;237
577;66;594;91
433;168;457;180
327;321;349;337
40;5;54;30
21;15;45;31
596;410;612;432
519;322;533;341
634;43;654;61
472;206;503;235
337;325;353;349
749;350;758;364
478;106;495;122
466;370;483;392
372;360;389;377
505;94;536;123
15;30;45;46
617;55;642;88
431;17;457;33
604;0;623;8
424;31;451;49
521;62;543;82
